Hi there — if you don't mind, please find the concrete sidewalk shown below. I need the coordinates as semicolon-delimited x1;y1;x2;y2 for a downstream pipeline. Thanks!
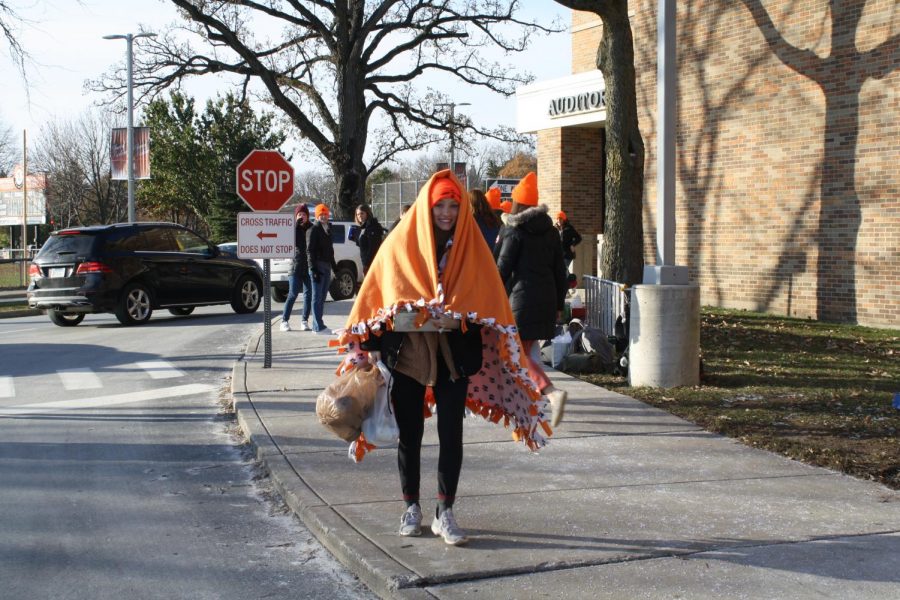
231;299;900;599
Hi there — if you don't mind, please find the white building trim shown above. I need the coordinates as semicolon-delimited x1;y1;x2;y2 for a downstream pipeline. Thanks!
516;70;607;133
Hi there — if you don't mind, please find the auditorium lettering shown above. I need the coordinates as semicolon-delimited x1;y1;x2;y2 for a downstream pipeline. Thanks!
548;90;605;118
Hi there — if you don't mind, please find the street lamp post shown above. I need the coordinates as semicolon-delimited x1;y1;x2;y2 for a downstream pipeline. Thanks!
437;101;471;176
103;32;156;223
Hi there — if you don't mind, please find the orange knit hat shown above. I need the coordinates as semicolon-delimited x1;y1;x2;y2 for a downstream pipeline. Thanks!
557;210;567;221
429;175;461;206
500;200;512;214
511;172;538;206
485;187;502;210
315;203;330;219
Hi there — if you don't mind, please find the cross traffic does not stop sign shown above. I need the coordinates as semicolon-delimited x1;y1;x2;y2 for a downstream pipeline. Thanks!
235;149;294;212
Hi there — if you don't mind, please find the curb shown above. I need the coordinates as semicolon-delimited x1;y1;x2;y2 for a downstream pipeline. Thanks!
0;308;40;319
231;331;433;600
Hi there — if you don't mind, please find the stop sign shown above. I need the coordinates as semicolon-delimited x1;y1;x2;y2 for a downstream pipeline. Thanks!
236;150;295;211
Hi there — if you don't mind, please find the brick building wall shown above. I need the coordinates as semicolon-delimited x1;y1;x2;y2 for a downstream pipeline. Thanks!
539;127;605;277
562;2;898;328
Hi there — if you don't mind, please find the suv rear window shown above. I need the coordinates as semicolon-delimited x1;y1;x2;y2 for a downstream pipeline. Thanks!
38;233;98;257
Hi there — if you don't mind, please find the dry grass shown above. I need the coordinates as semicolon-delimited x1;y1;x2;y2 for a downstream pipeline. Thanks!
575;307;900;489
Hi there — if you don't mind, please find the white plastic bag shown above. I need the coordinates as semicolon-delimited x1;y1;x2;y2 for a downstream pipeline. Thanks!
551;332;573;368
361;361;399;446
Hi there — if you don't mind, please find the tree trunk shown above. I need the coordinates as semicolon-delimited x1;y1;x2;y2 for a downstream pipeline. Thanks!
598;3;645;286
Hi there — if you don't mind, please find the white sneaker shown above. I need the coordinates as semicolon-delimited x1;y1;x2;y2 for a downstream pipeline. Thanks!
431;508;468;546
314;327;332;336
399;505;422;537
298;320;310;331
547;388;568;427
279;321;291;332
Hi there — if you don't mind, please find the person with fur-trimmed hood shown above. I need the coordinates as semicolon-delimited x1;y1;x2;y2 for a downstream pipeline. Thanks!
495;171;570;427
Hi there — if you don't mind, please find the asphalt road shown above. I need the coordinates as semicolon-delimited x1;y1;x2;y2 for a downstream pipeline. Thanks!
0;306;375;599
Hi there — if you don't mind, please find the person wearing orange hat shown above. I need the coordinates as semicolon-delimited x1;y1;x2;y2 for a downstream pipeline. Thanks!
307;203;338;334
555;210;582;270
468;189;502;251
484;187;502;211
336;169;552;546
495;171;569;427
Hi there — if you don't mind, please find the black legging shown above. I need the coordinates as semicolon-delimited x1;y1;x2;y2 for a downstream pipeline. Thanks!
391;361;467;510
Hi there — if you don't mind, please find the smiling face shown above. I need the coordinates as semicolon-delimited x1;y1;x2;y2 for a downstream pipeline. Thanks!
431;198;460;232
355;208;368;225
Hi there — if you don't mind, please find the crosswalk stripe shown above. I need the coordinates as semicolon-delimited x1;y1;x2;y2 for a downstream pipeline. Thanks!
57;368;103;390
136;360;185;379
0;383;217;416
0;376;13;398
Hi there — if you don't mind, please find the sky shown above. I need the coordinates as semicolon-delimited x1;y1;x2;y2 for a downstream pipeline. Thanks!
0;0;572;171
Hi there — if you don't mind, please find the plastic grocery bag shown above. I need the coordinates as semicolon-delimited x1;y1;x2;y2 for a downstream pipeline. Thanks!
361;361;399;446
551;331;573;368
316;365;383;442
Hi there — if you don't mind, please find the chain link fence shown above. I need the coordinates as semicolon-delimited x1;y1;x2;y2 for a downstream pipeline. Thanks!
368;180;429;225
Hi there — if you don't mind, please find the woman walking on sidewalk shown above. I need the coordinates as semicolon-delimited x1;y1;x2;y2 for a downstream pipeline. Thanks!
353;204;385;276
337;169;551;546
307;204;338;335
495;172;570;427
281;204;313;332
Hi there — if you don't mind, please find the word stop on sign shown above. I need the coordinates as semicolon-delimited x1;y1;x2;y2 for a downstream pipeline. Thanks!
239;169;292;193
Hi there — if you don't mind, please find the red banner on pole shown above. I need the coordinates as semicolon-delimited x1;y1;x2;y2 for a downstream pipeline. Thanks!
111;127;151;180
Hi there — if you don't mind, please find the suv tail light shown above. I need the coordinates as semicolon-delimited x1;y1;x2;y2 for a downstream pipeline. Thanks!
76;261;113;274
28;263;41;278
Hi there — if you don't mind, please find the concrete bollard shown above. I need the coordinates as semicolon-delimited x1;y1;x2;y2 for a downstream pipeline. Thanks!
628;284;700;388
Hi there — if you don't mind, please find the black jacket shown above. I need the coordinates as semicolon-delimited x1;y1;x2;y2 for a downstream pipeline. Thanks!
560;222;582;260
495;205;567;341
356;218;385;271
306;221;337;272
360;323;484;379
289;221;312;274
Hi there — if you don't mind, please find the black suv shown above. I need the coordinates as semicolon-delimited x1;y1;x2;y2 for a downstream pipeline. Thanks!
27;222;262;326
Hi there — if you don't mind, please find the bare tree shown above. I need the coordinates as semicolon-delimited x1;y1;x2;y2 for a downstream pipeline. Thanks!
295;169;338;205
33;110;127;227
553;1;645;286
466;138;535;187
0;116;15;176
0;1;28;80
91;1;560;219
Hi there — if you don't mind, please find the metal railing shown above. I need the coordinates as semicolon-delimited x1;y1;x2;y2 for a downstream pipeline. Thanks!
582;275;629;338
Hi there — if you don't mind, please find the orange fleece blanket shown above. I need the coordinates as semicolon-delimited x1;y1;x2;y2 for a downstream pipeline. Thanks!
335;169;551;461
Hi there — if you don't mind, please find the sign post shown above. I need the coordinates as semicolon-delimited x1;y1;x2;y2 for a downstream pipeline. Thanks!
236;149;294;368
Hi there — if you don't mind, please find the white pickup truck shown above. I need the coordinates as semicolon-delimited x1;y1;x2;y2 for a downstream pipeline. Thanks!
258;220;364;302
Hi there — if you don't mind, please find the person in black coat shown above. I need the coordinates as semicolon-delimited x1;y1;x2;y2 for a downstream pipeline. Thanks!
307;204;339;334
353;204;385;275
280;204;313;331
495;172;569;427
555;211;582;270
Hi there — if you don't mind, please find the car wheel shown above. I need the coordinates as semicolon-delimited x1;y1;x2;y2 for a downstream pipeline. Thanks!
48;310;85;327
271;286;288;303
329;266;356;301
168;307;195;316
232;275;261;314
115;282;153;325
